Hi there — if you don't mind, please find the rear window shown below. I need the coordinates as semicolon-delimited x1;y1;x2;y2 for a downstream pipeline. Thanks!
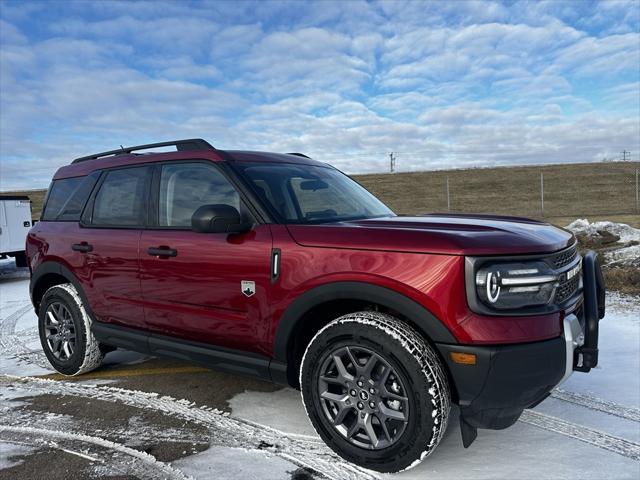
42;173;100;222
41;177;83;221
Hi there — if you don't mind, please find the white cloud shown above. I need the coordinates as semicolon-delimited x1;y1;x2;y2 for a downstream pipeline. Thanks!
0;0;639;189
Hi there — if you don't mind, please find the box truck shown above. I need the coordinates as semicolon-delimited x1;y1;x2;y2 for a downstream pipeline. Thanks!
1;195;32;267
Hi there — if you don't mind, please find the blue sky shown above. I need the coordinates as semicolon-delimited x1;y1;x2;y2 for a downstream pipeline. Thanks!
1;0;639;189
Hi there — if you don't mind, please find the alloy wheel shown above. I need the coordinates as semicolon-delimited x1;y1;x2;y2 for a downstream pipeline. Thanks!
44;302;76;361
317;345;410;450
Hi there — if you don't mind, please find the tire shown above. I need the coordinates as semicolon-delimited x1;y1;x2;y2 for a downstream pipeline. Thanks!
38;283;105;376
300;311;450;473
14;252;28;268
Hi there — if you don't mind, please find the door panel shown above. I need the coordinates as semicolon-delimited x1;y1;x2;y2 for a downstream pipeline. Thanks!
76;228;144;328
140;161;273;354
140;226;273;353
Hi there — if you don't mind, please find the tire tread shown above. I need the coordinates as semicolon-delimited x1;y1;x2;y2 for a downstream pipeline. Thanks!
300;311;451;473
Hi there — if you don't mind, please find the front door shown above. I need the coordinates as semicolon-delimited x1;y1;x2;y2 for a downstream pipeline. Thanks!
139;161;273;354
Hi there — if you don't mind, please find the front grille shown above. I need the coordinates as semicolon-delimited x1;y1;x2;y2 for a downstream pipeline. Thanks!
555;274;580;304
549;245;578;269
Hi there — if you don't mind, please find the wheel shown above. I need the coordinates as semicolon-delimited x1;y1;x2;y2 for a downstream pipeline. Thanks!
38;283;105;376
300;311;450;473
14;252;28;268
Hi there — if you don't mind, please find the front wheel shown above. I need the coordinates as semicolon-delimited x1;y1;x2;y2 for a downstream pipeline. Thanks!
300;311;450;473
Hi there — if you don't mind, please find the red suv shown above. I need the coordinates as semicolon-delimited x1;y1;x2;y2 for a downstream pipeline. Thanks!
27;139;605;472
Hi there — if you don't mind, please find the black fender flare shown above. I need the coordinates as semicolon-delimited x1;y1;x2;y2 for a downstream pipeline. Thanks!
272;281;457;363
30;261;93;317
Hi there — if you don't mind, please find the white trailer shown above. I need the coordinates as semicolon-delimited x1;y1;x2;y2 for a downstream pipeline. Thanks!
0;195;32;267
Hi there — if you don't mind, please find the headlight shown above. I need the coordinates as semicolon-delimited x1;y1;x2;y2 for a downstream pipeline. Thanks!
475;261;558;310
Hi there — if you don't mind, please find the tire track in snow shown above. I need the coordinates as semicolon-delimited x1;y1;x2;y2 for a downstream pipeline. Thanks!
520;410;640;461
1;375;379;480
0;301;50;369
0;425;192;480
1;407;207;446
0;302;32;334
551;388;640;422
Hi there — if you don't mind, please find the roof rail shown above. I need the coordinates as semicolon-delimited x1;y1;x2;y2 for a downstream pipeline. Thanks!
287;152;311;158
72;139;215;164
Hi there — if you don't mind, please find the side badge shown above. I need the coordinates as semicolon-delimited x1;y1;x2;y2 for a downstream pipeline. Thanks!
241;280;255;297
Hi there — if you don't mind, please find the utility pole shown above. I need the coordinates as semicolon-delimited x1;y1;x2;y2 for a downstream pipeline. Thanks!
622;150;630;161
389;152;396;173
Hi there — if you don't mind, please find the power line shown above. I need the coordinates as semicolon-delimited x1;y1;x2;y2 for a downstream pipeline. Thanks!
622;150;631;161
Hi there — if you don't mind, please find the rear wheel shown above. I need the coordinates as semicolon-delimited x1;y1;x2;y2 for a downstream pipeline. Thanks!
300;311;450;473
38;283;105;376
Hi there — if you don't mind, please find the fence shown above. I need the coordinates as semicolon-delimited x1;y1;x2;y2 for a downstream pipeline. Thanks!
355;161;639;221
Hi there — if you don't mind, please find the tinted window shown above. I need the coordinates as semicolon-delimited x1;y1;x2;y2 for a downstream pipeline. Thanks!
159;163;239;227
92;167;149;226
237;163;394;224
41;177;82;221
56;171;101;221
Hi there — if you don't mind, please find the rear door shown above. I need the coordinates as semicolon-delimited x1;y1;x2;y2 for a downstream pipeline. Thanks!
139;161;273;354
77;165;151;329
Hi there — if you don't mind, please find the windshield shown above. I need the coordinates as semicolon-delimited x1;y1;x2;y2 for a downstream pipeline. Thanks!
236;162;395;224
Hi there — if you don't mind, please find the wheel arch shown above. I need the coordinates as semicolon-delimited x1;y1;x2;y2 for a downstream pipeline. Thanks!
272;281;457;387
30;261;92;316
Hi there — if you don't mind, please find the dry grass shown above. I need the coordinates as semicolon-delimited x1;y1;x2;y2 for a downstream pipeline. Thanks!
601;268;640;295
354;161;639;224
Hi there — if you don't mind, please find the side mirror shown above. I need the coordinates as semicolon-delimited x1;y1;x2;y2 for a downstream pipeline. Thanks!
191;204;251;234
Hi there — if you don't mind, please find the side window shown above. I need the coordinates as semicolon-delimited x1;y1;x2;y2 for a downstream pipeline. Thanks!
159;163;240;227
92;167;149;226
41;177;83;221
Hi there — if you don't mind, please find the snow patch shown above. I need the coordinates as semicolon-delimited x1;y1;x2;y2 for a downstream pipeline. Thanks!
565;219;640;267
172;445;297;480
606;245;640;267
0;441;37;469
566;219;640;244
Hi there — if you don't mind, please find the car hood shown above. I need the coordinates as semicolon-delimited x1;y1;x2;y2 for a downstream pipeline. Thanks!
286;214;575;256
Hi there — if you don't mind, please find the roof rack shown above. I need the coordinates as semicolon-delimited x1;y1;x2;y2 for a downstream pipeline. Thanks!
72;139;215;164
286;152;311;158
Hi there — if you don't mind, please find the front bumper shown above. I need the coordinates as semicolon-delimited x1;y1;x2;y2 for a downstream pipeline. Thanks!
436;250;605;437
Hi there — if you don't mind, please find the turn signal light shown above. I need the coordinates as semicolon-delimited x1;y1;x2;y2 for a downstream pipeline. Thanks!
450;352;477;365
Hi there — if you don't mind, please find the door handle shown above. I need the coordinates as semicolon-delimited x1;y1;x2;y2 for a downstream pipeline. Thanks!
147;246;177;258
71;242;93;253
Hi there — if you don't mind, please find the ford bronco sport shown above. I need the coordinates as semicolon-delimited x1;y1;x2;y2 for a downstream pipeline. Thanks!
27;139;606;472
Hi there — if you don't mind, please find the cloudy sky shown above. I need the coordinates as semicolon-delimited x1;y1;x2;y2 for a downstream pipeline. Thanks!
1;0;639;189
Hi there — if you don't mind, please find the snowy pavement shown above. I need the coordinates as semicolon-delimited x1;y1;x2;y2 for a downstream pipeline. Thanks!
1;259;639;479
